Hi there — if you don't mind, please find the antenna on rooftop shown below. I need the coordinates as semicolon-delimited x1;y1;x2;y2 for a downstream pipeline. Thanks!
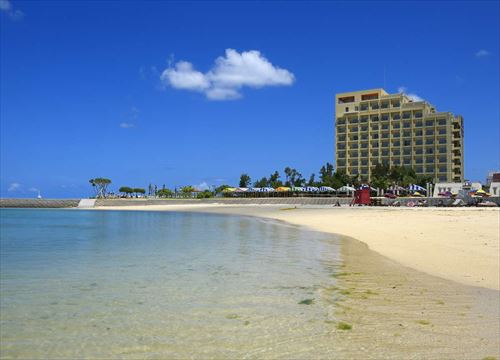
383;65;386;90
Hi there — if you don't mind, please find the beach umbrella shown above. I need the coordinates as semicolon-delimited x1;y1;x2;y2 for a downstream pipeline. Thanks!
222;187;237;193
412;191;424;197
292;187;306;192
261;187;275;192
276;187;291;192
408;184;426;193
247;187;260;192
304;186;319;192
236;188;248;192
337;185;356;192
319;186;336;192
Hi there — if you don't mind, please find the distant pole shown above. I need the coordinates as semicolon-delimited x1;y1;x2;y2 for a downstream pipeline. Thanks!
383;66;386;90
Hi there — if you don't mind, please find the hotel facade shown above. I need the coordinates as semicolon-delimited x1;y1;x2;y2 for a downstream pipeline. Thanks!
335;88;464;183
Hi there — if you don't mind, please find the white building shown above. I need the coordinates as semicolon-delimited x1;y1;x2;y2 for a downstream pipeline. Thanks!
433;181;482;197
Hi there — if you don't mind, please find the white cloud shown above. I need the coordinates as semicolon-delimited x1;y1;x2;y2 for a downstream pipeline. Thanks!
119;122;135;129
194;182;210;191
398;86;423;102
475;49;490;58
8;182;21;191
0;0;24;20
160;49;295;100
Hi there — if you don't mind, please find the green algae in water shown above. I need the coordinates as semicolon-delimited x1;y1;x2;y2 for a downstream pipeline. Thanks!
336;321;352;330
298;298;314;305
416;320;430;325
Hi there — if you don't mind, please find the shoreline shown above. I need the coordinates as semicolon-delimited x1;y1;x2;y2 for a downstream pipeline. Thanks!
87;204;500;291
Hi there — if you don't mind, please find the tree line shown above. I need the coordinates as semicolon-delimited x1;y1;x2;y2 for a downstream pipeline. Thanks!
89;163;431;199
235;162;431;190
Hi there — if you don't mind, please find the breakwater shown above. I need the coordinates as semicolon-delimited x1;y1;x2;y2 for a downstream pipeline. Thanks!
0;199;80;208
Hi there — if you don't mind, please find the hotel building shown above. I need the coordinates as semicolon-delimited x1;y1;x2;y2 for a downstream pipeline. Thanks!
335;88;464;183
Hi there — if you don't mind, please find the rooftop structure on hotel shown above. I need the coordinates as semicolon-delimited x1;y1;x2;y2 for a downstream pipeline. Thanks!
335;88;464;183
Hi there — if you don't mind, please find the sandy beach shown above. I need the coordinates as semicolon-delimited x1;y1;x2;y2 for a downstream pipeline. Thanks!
94;205;500;291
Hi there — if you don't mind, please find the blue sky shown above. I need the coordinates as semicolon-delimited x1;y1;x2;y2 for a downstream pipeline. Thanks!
1;1;499;198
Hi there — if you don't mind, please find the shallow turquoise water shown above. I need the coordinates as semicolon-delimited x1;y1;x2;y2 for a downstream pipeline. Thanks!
0;209;343;358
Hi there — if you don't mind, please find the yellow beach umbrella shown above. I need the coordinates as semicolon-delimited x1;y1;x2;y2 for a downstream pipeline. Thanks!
222;187;236;193
276;187;291;192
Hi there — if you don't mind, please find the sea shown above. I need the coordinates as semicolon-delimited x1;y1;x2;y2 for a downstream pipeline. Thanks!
0;209;344;358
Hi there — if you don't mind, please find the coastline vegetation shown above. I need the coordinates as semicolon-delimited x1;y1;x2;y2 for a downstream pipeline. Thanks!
88;162;432;199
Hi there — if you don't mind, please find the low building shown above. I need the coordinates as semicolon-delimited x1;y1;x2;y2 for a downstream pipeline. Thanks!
433;181;481;197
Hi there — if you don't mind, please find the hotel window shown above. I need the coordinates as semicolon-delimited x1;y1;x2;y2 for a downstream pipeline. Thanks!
426;148;434;154
439;156;446;162
404;158;411;165
338;135;346;141
361;160;368;166
382;150;389;156
361;134;368;140
382;141;389;148
352;135;358;140
439;138;447;144
382;124;389;130
425;120;434;126
426;166;434;172
393;123;400;129
360;116;368;123
416;149;423;155
345;107;349;112
393;133;400;138
361;126;368;132
361;151;368;157
381;102;389;109
415;139;423;145
403;131;411;137
403;148;411;155
381;114;389;121
393;114;401;120
338;151;346;158
337;144;346;150
415;157;423;163
415;112;422;118
425;129;434;135
337;127;345;133
361;143;368;149
415;130;423;136
438;119;447;126
372;134;379;139
352;127;358;132
372;142;379;148
351;151;358;157
439;166;447;173
403;122;411;128
439;129;447;135
372;150;379;156
402;112;411;119
415;121;423;127
351;143;358;149
426;157;434;163
425;139;434;145
393;150;400;156
351;160;358;166
382;133;389;139
393;159;400;165
371;116;379;122
416;166;423;173
372;125;379;130
393;140;400;147
403;140;411;146
439;147;447;153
